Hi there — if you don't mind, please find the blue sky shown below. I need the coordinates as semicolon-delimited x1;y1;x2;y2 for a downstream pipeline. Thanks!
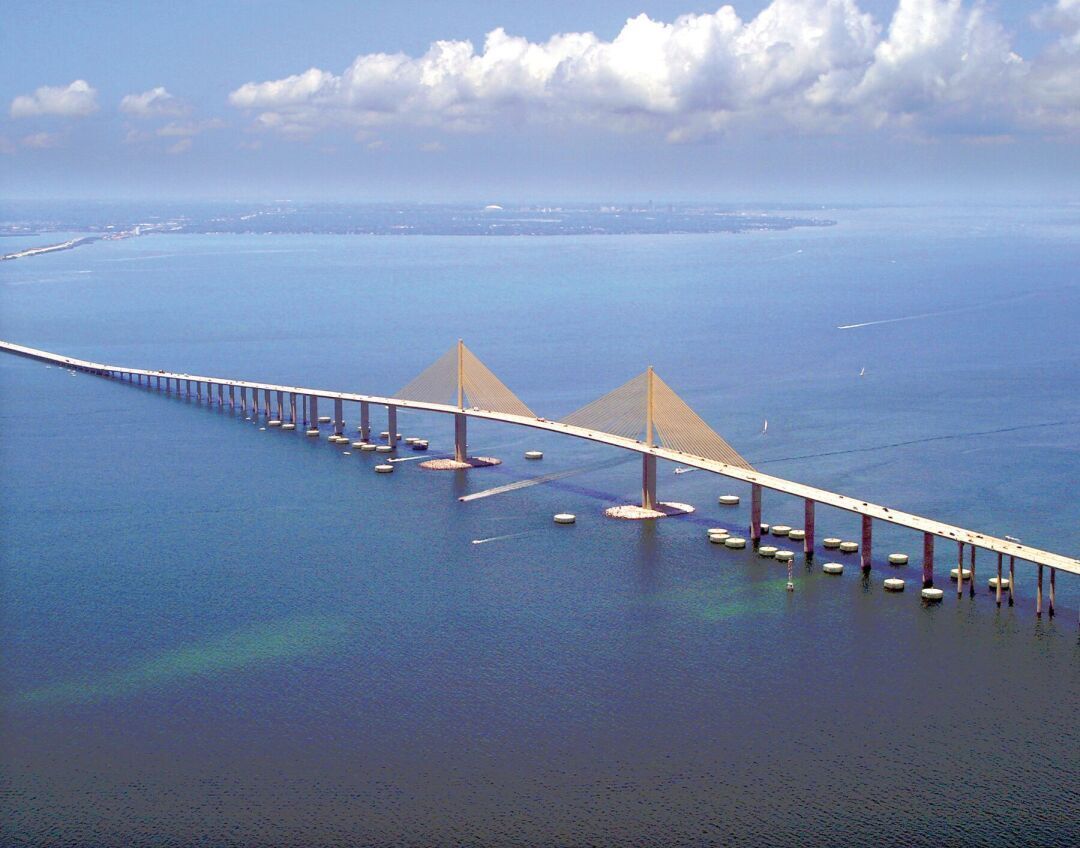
2;0;1077;201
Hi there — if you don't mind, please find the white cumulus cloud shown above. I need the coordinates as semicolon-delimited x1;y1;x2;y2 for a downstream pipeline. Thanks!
227;0;1080;141
11;80;99;118
120;87;190;118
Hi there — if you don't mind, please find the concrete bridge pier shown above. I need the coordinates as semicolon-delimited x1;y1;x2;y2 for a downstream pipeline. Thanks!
969;546;976;598
309;396;319;426
218;383;224;406
276;391;284;421
861;515;872;573
996;552;1003;606
1008;556;1015;606
642;453;657;510
957;542;965;598
262;389;271;418
228;385;235;409
1037;564;1044;617
1049;568;1056;618
454;412;467;462
387;405;397;445
185;379;191;398
240;386;247;413
803;499;815;559
289;393;297;424
923;532;935;588
334;398;344;436
253;388;261;416
196;381;202;401
750;483;762;546
360;401;371;441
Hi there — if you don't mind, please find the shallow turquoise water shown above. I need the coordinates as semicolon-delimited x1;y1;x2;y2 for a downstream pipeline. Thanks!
1;206;1077;846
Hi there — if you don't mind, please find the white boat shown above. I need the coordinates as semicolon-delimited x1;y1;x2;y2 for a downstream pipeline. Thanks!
761;419;768;436
859;367;866;377
673;467;694;475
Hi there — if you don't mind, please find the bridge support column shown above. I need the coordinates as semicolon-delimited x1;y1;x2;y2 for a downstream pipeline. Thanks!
1008;556;1015;607
803;499;815;559
229;385;234;408
301;396;309;426
861;515;872;573
310;396;318;426
263;389;270;417
254;388;261;416
218;383;223;406
750;483;762;546
277;391;284;421
957;542;964;599
334;398;344;436
642;453;657;511
923;533;935;588
1049;568;1056;618
996;553;1003;606
1037;564;1043;617
454;413;466;462
197;381;203;401
360;402;371;441
289;393;297;423
387;405;397;445
240;386;247;413
969;546;976;598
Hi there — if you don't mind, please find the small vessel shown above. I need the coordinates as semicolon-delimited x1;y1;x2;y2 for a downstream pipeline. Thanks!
761;419;768;436
674;467;694;475
859;367;866;377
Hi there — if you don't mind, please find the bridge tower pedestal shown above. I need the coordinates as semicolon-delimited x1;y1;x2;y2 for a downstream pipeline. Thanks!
642;453;657;511
803;499;815;559
454;413;467;462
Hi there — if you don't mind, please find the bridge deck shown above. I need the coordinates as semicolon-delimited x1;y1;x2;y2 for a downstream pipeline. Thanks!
3;339;1077;576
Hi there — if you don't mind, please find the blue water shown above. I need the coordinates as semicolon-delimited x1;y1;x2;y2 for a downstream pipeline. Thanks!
1;205;1078;846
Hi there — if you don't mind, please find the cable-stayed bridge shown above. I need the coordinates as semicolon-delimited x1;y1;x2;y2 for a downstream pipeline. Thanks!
2;338;1075;616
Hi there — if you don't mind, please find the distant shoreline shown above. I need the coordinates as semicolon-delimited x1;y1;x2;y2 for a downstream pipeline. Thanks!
0;206;842;259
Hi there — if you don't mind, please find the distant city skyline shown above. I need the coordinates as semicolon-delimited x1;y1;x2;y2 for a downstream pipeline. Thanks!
2;0;1078;201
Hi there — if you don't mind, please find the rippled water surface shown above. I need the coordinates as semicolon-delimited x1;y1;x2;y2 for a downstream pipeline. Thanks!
1;206;1078;846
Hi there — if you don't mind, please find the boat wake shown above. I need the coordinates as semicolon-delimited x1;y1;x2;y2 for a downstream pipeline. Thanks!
471;531;538;545
837;293;1034;330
